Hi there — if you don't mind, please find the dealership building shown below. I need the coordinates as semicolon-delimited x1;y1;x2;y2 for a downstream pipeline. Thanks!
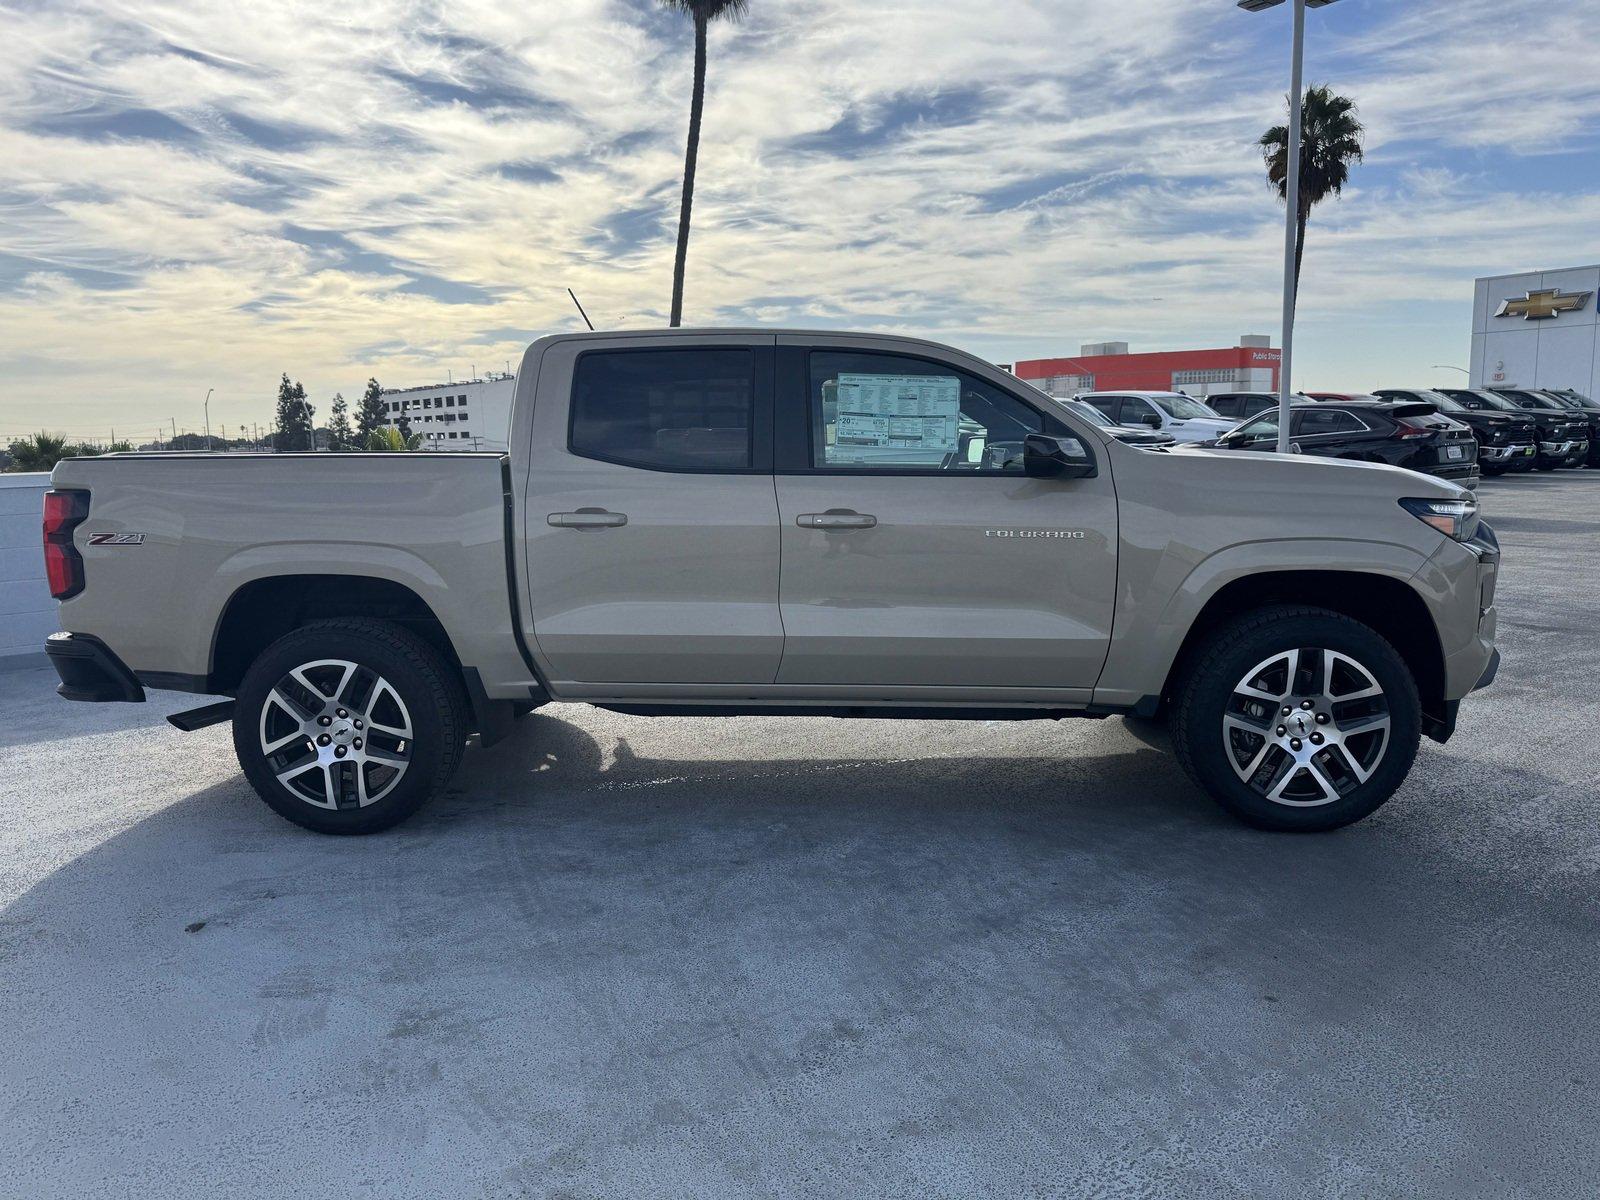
1471;264;1599;397
381;372;516;451
1010;336;1281;399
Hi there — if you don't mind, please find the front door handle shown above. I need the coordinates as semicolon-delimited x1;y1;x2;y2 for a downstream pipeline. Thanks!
548;508;627;528
797;510;877;529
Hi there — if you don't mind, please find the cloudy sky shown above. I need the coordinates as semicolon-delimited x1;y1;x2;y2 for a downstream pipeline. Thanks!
2;0;1598;442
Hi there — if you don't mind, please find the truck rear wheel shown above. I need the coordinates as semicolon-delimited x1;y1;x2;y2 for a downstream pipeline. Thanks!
233;619;467;834
1171;606;1421;832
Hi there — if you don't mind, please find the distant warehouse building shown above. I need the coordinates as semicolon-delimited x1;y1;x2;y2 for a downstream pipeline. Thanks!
1471;264;1599;396
382;372;516;451
1011;336;1281;399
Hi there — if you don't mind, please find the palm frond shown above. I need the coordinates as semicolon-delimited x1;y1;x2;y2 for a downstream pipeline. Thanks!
659;0;748;22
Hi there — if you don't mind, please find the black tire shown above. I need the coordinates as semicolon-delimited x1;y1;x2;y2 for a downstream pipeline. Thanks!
1170;605;1421;832
233;618;468;834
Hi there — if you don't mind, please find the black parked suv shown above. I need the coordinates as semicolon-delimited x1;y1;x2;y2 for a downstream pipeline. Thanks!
1213;399;1479;488
1374;388;1538;475
1440;389;1589;470
1540;389;1600;467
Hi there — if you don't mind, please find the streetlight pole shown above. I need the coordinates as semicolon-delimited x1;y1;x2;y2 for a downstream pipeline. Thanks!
1432;365;1470;376
1239;0;1340;454
203;388;213;449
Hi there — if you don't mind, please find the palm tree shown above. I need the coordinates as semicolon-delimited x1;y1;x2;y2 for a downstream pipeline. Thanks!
8;432;72;472
1259;84;1364;312
661;0;749;327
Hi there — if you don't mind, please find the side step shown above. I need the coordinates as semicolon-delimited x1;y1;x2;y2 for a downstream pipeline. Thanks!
167;700;236;732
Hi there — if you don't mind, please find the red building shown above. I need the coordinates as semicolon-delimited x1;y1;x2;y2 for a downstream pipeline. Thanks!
1011;336;1281;399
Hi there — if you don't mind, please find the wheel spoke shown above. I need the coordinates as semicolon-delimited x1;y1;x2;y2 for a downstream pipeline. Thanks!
262;657;414;810
1303;760;1342;802
1336;712;1391;738
1235;649;1296;702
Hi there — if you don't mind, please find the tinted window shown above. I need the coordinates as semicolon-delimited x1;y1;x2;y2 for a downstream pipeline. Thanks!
1084;396;1120;421
809;351;1043;472
1210;396;1240;418
1118;398;1158;427
571;349;754;470
1297;409;1366;435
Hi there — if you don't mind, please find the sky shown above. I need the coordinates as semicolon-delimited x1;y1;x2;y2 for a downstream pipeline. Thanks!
2;0;1599;443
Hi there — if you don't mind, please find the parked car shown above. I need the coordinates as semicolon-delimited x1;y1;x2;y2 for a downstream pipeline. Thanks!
1075;391;1235;444
1206;391;1313;421
1441;388;1590;471
1538;389;1600;467
1213;399;1480;489
44;329;1500;835
1053;397;1175;447
1373;388;1538;475
1302;391;1385;403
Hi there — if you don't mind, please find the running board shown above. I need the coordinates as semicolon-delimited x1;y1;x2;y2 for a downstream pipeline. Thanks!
167;700;236;732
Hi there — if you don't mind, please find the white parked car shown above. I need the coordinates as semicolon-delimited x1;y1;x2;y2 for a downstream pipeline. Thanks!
1077;391;1237;444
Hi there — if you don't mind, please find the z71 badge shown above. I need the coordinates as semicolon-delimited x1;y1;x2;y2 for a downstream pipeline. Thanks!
86;532;145;545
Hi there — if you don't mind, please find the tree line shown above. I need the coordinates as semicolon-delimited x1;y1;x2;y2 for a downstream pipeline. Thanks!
273;375;416;452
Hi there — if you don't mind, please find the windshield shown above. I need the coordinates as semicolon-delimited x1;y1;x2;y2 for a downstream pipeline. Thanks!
1468;392;1524;413
1150;394;1220;419
1498;390;1559;410
1425;392;1468;413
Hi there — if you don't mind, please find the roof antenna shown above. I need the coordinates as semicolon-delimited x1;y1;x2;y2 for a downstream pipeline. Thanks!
568;288;595;331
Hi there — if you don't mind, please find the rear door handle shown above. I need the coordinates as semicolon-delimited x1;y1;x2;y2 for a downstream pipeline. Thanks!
797;510;877;529
548;508;627;528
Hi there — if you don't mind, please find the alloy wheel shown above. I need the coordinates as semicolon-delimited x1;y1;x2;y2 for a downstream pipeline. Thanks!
1221;647;1391;807
258;658;414;809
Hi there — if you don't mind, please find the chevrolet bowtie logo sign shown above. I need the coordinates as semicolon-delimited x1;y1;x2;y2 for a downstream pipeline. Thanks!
1495;288;1594;321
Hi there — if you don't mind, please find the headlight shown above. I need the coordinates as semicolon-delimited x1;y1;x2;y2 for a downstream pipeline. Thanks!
1400;496;1479;541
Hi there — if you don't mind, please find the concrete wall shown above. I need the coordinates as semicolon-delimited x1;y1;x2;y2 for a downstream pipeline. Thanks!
1;473;53;668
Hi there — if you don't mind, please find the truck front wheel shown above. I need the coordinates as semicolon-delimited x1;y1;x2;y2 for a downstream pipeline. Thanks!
1171;606;1421;832
233;619;467;834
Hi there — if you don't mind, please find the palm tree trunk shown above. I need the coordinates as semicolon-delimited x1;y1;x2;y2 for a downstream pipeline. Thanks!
1291;204;1308;317
669;16;708;328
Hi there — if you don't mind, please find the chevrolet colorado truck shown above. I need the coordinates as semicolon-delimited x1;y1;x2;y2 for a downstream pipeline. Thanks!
43;330;1501;835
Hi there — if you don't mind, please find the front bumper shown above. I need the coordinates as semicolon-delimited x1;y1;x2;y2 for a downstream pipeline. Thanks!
44;632;146;703
1481;443;1535;462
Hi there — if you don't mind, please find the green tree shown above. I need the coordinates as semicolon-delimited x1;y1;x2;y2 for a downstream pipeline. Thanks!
273;374;315;451
365;426;420;451
1260;84;1364;311
327;392;354;451
395;414;414;443
356;377;387;446
7;432;72;472
661;0;749;327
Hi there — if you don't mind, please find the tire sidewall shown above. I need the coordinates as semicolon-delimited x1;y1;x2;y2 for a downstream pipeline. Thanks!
1180;613;1421;832
233;625;459;834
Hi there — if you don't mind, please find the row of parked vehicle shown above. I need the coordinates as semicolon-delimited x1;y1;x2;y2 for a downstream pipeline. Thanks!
1056;385;1600;489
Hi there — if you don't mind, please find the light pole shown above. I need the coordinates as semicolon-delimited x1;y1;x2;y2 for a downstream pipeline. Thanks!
203;388;213;449
1432;364;1470;377
1239;0;1341;453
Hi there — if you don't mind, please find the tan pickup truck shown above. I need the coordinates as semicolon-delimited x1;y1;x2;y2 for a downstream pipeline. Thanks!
43;329;1500;834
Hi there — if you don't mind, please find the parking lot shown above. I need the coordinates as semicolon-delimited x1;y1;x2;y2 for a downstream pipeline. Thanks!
2;470;1597;1198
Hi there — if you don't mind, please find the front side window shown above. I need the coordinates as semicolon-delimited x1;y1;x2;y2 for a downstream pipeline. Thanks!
571;348;754;470
808;351;1043;472
1119;398;1159;428
1149;393;1217;420
1233;414;1279;444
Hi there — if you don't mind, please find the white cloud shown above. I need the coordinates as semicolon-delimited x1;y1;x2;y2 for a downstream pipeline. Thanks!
1;0;1598;440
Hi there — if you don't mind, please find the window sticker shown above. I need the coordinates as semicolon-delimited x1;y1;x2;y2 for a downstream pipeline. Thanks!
828;373;961;464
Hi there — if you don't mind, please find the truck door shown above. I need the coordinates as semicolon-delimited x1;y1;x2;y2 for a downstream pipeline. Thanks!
521;337;782;685
771;341;1118;693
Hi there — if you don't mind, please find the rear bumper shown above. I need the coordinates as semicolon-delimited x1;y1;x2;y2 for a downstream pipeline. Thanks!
44;632;146;703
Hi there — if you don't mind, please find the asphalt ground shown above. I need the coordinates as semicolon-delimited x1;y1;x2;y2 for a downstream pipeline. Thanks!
3;468;1598;1198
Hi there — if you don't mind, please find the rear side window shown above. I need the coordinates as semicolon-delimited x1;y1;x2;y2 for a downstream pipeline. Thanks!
1297;409;1367;435
1210;396;1239;418
570;349;754;470
1084;396;1120;421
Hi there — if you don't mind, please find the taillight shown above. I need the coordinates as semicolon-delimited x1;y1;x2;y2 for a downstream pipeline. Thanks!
42;489;90;599
1392;418;1432;440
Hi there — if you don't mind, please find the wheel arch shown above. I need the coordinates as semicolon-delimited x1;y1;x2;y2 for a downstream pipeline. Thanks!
210;574;463;695
1159;570;1447;734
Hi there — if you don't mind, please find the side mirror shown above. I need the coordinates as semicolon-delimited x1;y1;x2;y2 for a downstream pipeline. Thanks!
1024;433;1097;479
1143;412;1162;429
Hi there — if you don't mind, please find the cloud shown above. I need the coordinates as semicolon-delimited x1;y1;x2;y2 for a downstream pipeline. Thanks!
1;0;1599;439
